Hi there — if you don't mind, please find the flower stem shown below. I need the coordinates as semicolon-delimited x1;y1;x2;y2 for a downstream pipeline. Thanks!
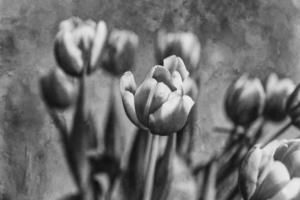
262;121;292;148
143;134;159;200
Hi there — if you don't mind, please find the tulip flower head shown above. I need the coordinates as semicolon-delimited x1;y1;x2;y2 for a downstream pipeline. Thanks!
286;83;300;128
224;74;265;127
120;55;194;135
239;139;300;200
40;67;78;109
155;30;201;73
102;29;139;76
263;73;295;122
54;17;108;76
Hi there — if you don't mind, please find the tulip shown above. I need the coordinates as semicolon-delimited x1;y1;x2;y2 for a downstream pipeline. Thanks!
155;30;201;73
54;17;108;76
102;29;139;76
40;67;78;109
224;74;265;127
263;73;295;122
239;139;300;200
286;83;300;128
120;55;194;135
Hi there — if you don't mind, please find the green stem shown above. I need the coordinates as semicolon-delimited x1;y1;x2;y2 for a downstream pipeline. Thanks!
143;135;159;200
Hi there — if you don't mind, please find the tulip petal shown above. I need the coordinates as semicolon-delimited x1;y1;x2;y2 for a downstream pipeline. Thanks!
176;57;189;80
171;71;184;95
149;82;171;114
281;149;300;177
59;17;81;31
239;146;262;200
89;20;108;72
120;72;145;128
54;31;84;76
183;77;198;100
163;55;178;73
72;23;95;53
252;161;290;200
269;178;300;200
152;65;177;91
149;94;194;135
134;78;157;126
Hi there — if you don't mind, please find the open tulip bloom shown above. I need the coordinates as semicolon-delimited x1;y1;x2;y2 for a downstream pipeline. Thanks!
120;55;195;135
239;139;300;200
54;17;108;76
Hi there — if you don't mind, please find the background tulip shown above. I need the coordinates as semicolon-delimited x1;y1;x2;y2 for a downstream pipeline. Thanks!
286;83;300;128
263;73;295;122
155;30;201;73
40;67;78;109
239;139;300;200
224;74;265;127
120;55;194;135
54;17;108;76
102;29;139;76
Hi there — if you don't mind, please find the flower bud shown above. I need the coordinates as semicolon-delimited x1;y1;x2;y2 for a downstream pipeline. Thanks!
286;83;300;128
120;55;194;135
102;29;139;76
224;74;265;127
263;73;295;122
40;68;78;109
239;139;300;200
54;17;108;76
155;30;201;73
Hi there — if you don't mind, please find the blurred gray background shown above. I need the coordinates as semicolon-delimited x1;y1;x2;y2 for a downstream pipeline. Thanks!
1;0;300;199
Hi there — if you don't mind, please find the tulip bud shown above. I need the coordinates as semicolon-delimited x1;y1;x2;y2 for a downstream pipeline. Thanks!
54;17;108;76
101;29;139;76
263;73;295;122
239;139;300;200
286;83;300;128
224;74;265;127
40;68;78;109
155;30;201;73
120;55;194;135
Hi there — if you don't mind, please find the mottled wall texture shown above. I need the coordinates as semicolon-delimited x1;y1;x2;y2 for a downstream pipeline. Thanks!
1;0;300;199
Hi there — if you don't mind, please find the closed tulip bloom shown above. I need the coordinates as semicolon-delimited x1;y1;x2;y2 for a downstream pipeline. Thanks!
120;55;194;135
263;73;295;122
155;30;201;73
224;74;265;127
40;68;78;109
286;83;300;128
239;139;300;200
102;29;139;76
54;17;108;76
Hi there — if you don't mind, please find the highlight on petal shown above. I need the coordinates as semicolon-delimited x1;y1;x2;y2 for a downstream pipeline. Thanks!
253;161;290;200
89;20;108;72
54;31;84;76
163;55;178;73
72;23;95;53
269;178;300;200
120;71;137;95
59;17;81;32
149;82;172;114
182;77;198;100
134;78;157;126
148;94;194;135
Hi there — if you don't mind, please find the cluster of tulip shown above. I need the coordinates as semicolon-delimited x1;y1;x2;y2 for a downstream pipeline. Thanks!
40;16;202;200
39;16;300;200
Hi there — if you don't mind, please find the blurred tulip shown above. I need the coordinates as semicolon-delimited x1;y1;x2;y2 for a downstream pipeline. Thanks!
54;17;108;76
155;30;201;73
286;83;300;128
263;73;295;122
102;29;139;76
224;74;265;127
239;139;300;200
40;68;78;109
120;55;194;135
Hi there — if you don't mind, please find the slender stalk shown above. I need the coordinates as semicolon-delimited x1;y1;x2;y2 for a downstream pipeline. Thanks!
143;135;159;200
47;108;81;189
203;159;218;200
262;121;293;148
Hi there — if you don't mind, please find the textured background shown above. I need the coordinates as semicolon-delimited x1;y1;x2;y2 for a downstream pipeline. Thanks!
1;0;300;199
